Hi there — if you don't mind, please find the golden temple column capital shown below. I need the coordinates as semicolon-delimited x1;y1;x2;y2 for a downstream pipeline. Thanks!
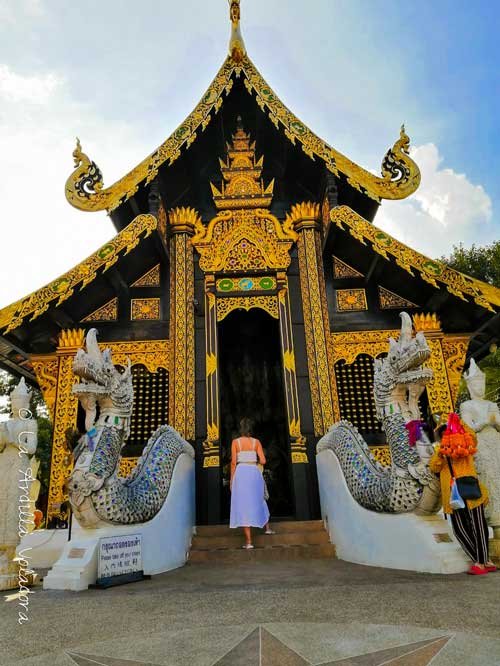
168;206;202;236
285;202;321;232
57;328;86;353
412;312;442;337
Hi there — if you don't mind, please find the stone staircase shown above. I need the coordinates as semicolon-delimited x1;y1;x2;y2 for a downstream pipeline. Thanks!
188;520;335;563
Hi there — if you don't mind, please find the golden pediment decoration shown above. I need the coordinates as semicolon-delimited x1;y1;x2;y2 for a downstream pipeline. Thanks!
192;121;296;273
210;117;274;210
193;209;295;273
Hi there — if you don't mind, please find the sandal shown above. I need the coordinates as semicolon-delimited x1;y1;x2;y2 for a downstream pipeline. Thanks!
242;543;254;549
485;562;497;573
264;529;275;535
467;564;488;575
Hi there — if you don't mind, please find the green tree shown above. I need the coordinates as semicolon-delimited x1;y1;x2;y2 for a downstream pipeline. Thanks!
442;241;500;408
442;240;500;288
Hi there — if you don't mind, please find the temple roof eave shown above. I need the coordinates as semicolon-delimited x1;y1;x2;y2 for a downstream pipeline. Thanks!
330;206;500;314
0;214;158;336
64;53;421;215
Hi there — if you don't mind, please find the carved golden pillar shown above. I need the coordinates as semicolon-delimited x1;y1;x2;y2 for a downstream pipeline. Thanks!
413;314;454;416
169;207;197;440
46;328;84;523
289;202;337;435
31;354;60;422
203;278;220;468
441;334;470;407
277;274;308;462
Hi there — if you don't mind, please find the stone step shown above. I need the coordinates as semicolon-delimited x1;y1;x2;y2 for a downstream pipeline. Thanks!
195;520;324;537
192;530;330;549
188;543;336;564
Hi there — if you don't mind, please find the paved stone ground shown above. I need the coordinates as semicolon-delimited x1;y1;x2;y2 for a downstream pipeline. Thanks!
2;559;500;665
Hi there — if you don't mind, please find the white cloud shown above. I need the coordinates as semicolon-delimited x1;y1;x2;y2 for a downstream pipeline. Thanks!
0;64;151;308
375;143;494;258
0;64;61;103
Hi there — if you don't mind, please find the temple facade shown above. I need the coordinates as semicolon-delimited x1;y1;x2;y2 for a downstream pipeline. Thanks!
0;1;499;525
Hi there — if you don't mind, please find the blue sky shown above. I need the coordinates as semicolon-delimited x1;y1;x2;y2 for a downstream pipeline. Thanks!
0;0;498;306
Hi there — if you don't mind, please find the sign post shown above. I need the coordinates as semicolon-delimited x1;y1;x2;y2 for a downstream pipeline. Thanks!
94;534;149;588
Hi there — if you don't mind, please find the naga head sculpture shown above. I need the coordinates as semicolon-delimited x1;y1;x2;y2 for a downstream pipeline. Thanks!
73;328;133;430
374;312;433;420
385;312;432;380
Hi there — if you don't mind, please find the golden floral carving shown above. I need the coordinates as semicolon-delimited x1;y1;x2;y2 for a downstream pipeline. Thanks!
297;225;336;433
170;233;195;440
291;451;308;464
216;295;278;321
203;455;220;468
131;264;160;287
378;286;418;310
131;298;160;320
47;353;78;522
336;288;367;312
30;355;59;422
333;257;363;279
425;338;454;416
441;335;470;407
195;209;294;273
0;214;157;334
332;206;500;312
106;340;171;373
331;329;399;365
82;297;118;322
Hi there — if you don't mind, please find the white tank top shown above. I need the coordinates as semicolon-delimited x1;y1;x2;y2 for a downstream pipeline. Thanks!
236;438;257;463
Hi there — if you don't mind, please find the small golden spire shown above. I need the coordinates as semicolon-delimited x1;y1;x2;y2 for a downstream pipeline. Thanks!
228;0;246;62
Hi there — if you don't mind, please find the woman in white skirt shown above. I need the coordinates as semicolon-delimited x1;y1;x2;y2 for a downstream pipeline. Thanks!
230;418;273;548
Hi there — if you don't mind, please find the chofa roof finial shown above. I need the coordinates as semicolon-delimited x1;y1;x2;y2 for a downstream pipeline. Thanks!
228;0;246;62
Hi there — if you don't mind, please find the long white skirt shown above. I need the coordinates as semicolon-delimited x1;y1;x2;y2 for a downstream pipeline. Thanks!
230;464;270;528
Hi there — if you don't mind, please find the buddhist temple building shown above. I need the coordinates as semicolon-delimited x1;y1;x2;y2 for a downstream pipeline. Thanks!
0;1;499;526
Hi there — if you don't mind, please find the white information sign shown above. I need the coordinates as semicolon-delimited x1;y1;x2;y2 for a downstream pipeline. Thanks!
98;534;142;580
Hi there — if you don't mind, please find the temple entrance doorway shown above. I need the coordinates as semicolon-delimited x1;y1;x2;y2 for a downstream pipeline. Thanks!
218;308;294;521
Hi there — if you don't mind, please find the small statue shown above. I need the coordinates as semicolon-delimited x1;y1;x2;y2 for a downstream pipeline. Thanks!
460;359;500;537
0;378;38;590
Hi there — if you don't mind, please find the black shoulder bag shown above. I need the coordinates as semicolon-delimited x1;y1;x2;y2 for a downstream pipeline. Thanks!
446;457;482;500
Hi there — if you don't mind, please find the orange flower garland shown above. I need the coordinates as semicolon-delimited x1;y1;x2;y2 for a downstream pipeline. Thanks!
438;412;477;459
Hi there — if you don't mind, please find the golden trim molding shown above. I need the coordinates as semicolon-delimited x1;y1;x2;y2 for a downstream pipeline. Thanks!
331;329;399;365
0;214;157;334
216;295;278;321
64;55;420;213
331;206;500;313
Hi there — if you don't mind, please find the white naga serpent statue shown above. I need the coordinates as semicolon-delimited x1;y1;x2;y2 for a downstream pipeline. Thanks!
68;329;193;527
318;312;440;514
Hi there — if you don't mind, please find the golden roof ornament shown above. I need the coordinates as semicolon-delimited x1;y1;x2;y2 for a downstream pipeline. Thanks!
210;116;274;209
228;0;246;62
